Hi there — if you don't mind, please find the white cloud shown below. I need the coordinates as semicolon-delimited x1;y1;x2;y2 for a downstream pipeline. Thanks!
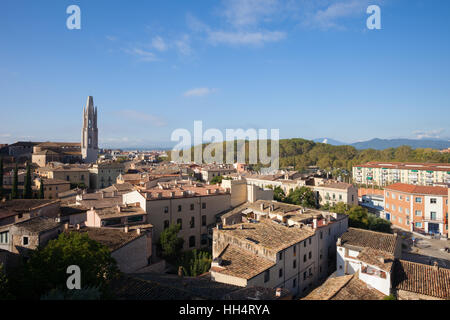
118;109;167;127
123;48;158;62
174;35;192;55
413;129;445;140
302;0;373;30
183;88;217;97
152;36;168;52
106;35;118;41
221;0;280;28
208;30;286;46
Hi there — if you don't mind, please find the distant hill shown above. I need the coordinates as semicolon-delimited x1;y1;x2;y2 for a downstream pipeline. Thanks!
313;138;346;146
349;138;450;150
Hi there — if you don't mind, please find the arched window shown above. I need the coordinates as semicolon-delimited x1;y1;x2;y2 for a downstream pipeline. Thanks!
189;236;195;248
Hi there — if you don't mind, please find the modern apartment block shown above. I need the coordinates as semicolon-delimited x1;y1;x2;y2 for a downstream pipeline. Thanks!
383;183;448;237
210;200;348;297
353;162;450;186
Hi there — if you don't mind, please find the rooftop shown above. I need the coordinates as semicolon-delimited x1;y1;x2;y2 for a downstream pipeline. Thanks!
212;244;275;280
68;227;143;251
0;199;58;220
94;205;146;219
13;216;61;234
217;218;314;252
385;183;448;196
393;260;450;299
339;228;399;255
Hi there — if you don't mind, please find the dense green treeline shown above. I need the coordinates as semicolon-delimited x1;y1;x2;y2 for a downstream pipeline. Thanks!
169;138;450;172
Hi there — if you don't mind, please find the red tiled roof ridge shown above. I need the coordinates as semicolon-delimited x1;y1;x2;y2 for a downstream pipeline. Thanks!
385;183;448;196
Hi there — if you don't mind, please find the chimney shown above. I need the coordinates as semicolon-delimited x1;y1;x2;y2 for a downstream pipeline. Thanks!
124;225;129;233
64;222;69;230
100;192;104;199
275;288;282;297
337;238;342;246
378;257;386;264
116;205;121;212
206;189;211;195
76;224;80;230
433;261;439;271
260;203;264;211
170;191;176;197
136;228;141;235
313;218;318;229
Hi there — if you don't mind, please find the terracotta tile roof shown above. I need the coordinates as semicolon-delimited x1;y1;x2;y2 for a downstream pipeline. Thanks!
13;216;61;234
340;228;399;254
393;260;450;299
385;183;448;196
356;248;395;272
68;227;143;252
213;244;275;280
303;274;385;300
0;199;58;219
317;182;354;190
218;218;314;252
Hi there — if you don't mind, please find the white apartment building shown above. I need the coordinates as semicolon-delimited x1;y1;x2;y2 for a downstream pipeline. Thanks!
336;228;402;296
210;200;348;297
353;161;450;186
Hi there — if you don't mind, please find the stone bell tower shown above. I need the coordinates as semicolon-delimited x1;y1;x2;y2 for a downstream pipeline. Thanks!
81;96;98;163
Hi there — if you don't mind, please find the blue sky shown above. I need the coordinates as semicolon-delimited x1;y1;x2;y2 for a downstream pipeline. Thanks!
1;0;449;148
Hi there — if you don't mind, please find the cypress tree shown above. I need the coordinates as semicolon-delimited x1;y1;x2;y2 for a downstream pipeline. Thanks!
23;163;32;199
39;180;45;199
0;157;3;196
11;163;18;199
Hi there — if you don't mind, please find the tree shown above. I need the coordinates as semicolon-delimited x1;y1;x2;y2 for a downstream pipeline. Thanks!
39;181;45;199
11;163;18;199
158;224;184;264
210;175;223;185
0;263;14;299
285;186;317;208
23;162;32;199
0;157;3;197
178;249;212;277
273;186;286;202
10;232;120;299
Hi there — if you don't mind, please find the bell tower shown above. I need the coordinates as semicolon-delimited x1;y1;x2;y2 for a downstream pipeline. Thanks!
81;96;99;163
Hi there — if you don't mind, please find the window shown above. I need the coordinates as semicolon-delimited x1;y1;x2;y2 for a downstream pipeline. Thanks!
405;208;410;214
190;204;195;210
303;241;306;248
320;231;323;239
339;194;342;200
178;205;182;212
399;206;403;213
308;251;312;259
303;271;307;280
128;215;144;223
430;198;437;204
279;268;283;278
264;270;270;283
164;220;170;229
308;238;311;245
392;193;396;199
293;260;297;268
430;212;437;220
202;203;206;209
399;195;403;200
406;196;410;201
189;236;195;248
279;252;283;260
23;236;29;246
293;246;296;256
415;197;422;203
190;217;195;228
309;268;312;276
201;234;208;245
303;254;307;262
398;217;403;223
293;278;297;288
177;218;182;230
386;203;389;209
0;231;9;244
392;204;396;210
386;192;389;197
164;206;169;213
202;215;206;226
415;210;422;216
415;222;422;228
